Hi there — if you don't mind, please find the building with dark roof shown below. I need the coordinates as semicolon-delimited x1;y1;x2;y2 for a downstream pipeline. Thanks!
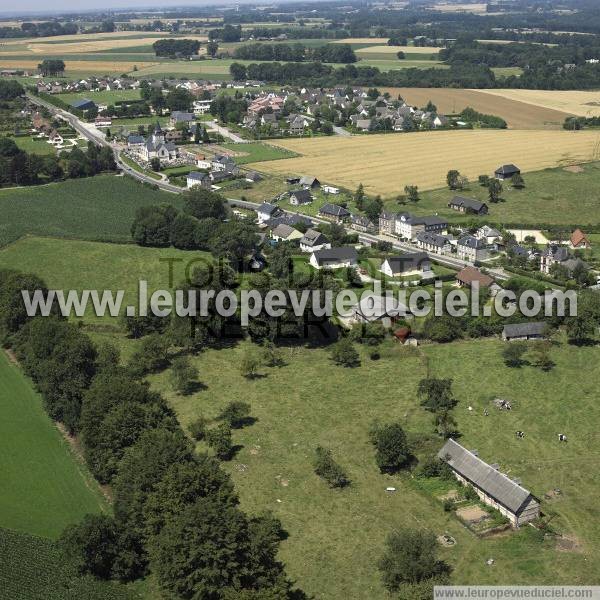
299;229;330;253
502;322;547;341
457;235;489;262
448;196;488;215
416;231;452;254
319;203;351;223
495;164;521;180
309;246;358;269
289;189;313;206
395;213;448;240
71;98;97;111
380;253;431;277
438;439;540;527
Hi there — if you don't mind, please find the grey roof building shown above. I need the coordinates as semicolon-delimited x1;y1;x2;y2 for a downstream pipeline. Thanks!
448;196;489;215
438;439;540;527
502;322;548;341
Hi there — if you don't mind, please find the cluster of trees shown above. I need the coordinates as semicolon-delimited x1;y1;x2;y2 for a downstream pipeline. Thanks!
233;42;356;63
0;80;24;102
418;378;459;439
38;59;66;77
209;24;242;42
459;107;507;129
210;94;248;124
152;38;201;57
564;115;600;130
0;21;77;38
0;138;115;188
0;270;303;599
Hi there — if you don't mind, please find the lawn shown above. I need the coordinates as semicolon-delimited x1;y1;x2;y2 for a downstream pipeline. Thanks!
147;336;600;599
0;174;182;248
12;135;58;155
218;142;299;165
0;237;208;325
0;353;107;539
405;161;600;227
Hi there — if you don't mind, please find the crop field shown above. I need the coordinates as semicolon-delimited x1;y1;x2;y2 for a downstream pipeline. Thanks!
146;337;600;599
0;353;106;539
0;237;206;325
407;160;600;226
257;129;600;197
0;174;181;248
476;89;600;118
0;528;143;600
432;2;488;13
0;58;157;73
380;87;571;129
355;44;441;55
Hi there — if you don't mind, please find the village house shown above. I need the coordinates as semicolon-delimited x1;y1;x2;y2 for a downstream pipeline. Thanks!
186;171;211;189
456;235;490;262
319;203;351;224
192;99;212;115
476;225;502;245
570;228;591;249
350;214;377;233
289;189;313;206
448;196;489;215
309;247;358;270
494;164;521;181
271;223;303;243
379;211;397;236
502;322;547;342
540;245;588;276
456;266;494;289
348;294;410;328
127;134;146;150
211;155;237;173
299;229;331;253
416;231;452;255
299;175;320;189
169;111;195;127
395;213;448;241
438;439;540;528
380;253;431;277
256;202;282;224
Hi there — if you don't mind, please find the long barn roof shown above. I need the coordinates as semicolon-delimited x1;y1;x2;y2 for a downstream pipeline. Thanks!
438;439;534;514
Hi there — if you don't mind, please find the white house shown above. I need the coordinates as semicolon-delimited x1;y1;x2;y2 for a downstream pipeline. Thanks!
256;202;281;224
380;253;431;277
186;171;210;189
299;229;330;253
309;247;358;270
193;99;212;115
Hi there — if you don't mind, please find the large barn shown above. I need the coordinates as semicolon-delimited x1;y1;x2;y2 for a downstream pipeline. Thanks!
438;439;540;527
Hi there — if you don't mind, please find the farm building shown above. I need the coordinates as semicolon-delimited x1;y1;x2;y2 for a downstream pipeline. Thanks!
71;98;97;111
438;439;540;527
494;164;521;180
448;196;489;215
310;247;357;270
570;228;591;249
289;189;313;206
380;253;431;277
502;322;547;341
300;175;320;189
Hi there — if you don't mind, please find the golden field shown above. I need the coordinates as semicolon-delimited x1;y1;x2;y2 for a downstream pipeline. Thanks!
330;38;390;44
5;31;170;45
431;2;488;13
14;37;205;54
256;130;600;196
355;45;441;55
477;89;600;117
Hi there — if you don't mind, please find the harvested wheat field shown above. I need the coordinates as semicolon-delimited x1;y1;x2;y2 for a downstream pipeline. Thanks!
257;130;600;197
330;38;390;45
476;89;600;117
20;38;202;54
0;59;157;73
6;31;173;45
356;45;441;55
380;87;570;129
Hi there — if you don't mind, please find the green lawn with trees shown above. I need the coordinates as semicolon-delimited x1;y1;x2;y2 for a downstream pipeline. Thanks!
146;336;600;599
392;161;600;228
0;353;107;539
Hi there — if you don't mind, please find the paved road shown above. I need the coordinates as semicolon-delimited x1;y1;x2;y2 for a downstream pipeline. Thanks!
205;120;248;144
27;94;507;279
302;113;351;137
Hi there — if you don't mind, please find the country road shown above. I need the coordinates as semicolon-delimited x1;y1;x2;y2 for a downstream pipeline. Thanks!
27;93;509;280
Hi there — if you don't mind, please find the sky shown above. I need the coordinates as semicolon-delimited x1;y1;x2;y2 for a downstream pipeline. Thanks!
0;0;262;16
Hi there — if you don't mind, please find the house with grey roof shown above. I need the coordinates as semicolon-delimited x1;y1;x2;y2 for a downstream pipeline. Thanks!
186;171;210;189
299;175;320;189
416;231;452;255
495;164;521;180
271;223;303;243
299;229;330;253
438;438;540;527
309;246;358;270
319;203;351;224
457;235;489;262
380;253;431;277
378;211;397;236
350;214;377;233
395;213;448;241
289;189;313;206
256;202;282;224
540;244;589;276
502;322;547;342
448;196;488;216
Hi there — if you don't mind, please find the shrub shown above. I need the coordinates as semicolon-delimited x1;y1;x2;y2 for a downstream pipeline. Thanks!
189;417;208;441
313;446;350;488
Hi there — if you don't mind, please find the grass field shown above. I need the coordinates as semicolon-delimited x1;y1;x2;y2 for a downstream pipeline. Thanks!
217;142;299;164
57;89;141;105
404;160;600;226
0;237;205;325
257;130;600;197
477;89;600;118
380;87;571;129
0;174;181;248
146;336;600;599
12;136;59;155
0;353;107;539
355;44;441;55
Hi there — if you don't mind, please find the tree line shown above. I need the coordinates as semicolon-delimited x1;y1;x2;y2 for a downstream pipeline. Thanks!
0;137;115;188
233;42;357;64
0;268;306;599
